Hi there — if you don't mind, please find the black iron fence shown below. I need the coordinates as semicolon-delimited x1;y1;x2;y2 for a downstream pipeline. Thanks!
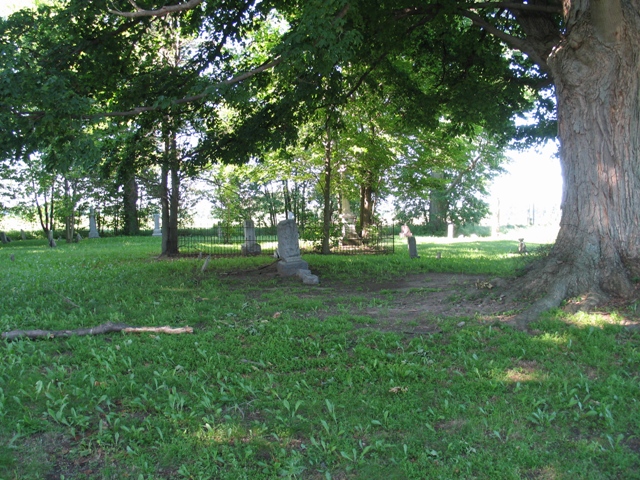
178;223;395;256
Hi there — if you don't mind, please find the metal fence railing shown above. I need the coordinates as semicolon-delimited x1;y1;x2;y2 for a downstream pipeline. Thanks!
178;223;395;256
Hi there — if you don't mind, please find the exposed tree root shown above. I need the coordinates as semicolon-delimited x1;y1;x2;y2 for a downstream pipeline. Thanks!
507;253;636;330
2;322;193;341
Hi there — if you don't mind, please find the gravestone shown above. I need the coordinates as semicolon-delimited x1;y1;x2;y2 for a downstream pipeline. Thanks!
88;208;100;238
399;224;413;238
48;231;57;248
276;218;309;276
75;233;82;243
20;229;26;241
407;236;419;259
0;232;8;244
241;219;262;256
152;213;162;236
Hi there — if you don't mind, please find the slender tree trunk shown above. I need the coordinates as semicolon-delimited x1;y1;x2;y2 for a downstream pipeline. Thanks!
123;175;140;236
359;178;375;237
160;129;180;256
63;177;76;243
515;8;640;323
282;180;292;217
321;122;333;255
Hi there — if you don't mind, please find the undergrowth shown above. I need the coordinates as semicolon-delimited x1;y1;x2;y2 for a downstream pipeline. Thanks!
0;237;638;479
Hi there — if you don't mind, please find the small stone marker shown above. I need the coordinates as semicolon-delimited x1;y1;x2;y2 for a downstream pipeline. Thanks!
152;213;162;236
241;219;261;256
48;231;57;248
407;236;419;259
88;208;100;238
20;229;26;241
296;268;319;285
201;255;211;272
518;238;528;254
75;233;82;242
10;254;15;261
276;218;309;276
0;232;8;244
399;224;413;238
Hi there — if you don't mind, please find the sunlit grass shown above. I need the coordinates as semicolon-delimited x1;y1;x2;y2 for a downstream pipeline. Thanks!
0;236;638;478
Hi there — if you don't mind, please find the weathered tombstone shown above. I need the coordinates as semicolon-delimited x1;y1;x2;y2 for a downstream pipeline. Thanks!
20;229;26;241
75;233;82;243
10;254;14;261
88;208;100;238
447;223;455;239
48;231;57;248
399;224;413;238
241;219;262;256
152;213;162;236
276;218;309;276
0;232;8;244
407;236;419;259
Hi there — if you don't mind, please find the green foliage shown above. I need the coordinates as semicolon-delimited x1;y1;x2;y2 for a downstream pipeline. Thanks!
0;237;638;478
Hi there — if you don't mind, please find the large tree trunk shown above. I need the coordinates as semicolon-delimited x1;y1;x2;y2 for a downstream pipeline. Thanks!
514;6;640;324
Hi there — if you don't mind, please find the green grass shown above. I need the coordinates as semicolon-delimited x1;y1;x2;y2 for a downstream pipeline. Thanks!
1;237;639;479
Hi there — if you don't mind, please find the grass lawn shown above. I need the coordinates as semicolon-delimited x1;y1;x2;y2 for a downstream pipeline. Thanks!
1;236;639;479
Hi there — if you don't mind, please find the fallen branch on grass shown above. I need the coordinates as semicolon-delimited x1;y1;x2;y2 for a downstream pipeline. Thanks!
1;322;193;341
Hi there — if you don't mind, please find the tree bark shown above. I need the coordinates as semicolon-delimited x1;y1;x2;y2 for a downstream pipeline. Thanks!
513;5;640;324
161;125;180;256
122;174;140;235
359;177;375;236
2;322;193;341
321;121;333;254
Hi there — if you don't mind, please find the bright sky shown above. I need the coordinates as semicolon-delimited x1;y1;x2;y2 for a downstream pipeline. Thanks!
488;140;562;227
491;141;561;206
0;0;35;17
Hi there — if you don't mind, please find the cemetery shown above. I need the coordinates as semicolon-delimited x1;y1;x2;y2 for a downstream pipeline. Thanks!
2;1;640;479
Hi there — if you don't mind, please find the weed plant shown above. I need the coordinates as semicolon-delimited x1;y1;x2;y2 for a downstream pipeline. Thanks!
0;237;638;479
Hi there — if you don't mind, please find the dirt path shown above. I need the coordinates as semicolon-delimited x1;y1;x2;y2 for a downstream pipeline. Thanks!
229;265;523;333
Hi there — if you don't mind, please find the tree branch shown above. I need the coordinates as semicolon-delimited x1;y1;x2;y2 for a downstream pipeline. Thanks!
456;8;549;69
2;322;193;341
92;56;282;118
460;2;562;13
108;0;203;18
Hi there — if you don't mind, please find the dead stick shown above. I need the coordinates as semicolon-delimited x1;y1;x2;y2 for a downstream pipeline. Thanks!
2;322;193;341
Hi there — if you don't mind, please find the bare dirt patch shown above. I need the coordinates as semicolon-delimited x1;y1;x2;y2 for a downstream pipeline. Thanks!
225;264;524;333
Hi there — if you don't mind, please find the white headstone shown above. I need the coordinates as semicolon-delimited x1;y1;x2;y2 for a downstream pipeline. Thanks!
152;213;162;236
